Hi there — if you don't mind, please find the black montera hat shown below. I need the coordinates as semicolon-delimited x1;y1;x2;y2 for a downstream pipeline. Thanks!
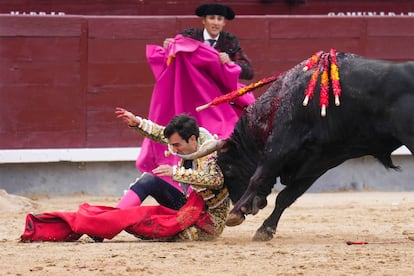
195;3;235;20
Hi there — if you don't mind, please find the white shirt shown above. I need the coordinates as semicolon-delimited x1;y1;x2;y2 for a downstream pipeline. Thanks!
203;29;219;47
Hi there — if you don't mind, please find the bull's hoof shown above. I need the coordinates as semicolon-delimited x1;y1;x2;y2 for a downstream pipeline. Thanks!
252;225;275;241
225;213;245;227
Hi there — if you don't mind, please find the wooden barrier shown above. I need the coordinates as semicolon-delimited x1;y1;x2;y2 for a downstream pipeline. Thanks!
1;14;414;150
1;0;414;16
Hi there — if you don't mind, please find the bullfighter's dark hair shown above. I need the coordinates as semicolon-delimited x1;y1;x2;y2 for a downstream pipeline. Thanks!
164;114;200;142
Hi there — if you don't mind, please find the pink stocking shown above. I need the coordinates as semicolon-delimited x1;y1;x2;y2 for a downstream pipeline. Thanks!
116;190;142;209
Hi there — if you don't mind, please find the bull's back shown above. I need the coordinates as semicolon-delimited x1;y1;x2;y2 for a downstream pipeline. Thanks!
238;53;414;154
339;55;414;106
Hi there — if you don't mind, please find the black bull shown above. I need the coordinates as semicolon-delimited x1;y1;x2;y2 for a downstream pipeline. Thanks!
215;52;414;241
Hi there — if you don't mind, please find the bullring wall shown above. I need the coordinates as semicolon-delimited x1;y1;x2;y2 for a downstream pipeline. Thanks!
2;14;414;150
2;14;414;195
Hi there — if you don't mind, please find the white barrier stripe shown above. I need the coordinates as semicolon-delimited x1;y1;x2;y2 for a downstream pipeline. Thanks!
0;147;141;163
0;146;410;164
391;146;411;155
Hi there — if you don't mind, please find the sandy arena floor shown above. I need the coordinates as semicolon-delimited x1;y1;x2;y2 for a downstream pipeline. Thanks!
1;189;414;275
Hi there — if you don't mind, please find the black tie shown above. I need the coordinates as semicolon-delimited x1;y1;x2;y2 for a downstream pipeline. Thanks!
207;39;216;46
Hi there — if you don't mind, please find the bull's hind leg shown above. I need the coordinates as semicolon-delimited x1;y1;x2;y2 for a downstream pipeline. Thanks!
253;175;319;241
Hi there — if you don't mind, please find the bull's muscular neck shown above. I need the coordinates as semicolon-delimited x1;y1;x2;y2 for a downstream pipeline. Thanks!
246;95;283;144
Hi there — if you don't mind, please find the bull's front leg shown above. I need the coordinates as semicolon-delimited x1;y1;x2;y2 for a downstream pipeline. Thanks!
226;165;274;226
253;174;323;241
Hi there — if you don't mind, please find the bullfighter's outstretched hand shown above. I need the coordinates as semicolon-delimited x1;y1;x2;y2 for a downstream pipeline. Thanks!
115;107;140;127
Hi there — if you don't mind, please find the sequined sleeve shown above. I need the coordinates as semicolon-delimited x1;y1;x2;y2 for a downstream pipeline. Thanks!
130;117;168;145
172;156;224;189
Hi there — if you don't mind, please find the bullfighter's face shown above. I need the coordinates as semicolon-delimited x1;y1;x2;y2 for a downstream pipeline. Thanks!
202;15;226;38
168;132;198;156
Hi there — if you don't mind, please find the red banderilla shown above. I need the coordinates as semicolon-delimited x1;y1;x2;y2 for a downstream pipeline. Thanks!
346;241;368;245
346;240;405;245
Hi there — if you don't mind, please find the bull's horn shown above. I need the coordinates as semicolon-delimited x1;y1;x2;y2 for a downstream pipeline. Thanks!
170;139;227;160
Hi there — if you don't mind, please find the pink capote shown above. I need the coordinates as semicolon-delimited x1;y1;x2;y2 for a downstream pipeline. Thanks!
137;35;255;188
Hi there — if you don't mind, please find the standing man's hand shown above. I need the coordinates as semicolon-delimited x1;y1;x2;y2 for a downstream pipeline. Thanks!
219;52;233;64
115;107;140;127
163;38;174;49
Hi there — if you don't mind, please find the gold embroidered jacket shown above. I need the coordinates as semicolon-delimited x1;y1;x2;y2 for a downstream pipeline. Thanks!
132;117;230;240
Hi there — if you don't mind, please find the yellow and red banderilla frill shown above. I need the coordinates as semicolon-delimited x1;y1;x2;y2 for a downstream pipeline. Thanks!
196;49;342;117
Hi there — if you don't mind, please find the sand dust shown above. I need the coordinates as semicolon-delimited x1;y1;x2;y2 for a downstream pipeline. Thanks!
1;189;414;275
